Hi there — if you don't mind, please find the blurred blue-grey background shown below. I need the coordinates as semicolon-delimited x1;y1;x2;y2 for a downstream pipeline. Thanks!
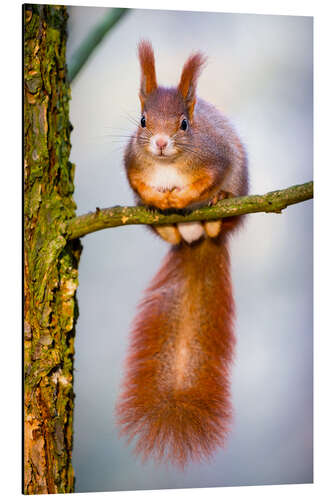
67;6;313;493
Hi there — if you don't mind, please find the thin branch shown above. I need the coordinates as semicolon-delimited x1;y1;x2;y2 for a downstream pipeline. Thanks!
67;8;129;83
66;181;313;240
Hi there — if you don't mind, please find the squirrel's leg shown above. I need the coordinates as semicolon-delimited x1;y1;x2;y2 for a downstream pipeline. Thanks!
156;190;232;244
203;190;231;238
155;225;182;244
175;189;228;243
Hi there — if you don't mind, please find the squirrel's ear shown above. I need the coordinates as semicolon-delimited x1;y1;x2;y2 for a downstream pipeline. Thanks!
178;52;207;119
138;40;158;107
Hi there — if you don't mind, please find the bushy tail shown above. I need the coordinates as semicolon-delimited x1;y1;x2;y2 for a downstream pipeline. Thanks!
116;235;235;468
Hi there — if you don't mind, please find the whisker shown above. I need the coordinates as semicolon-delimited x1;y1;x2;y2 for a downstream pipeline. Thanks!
174;143;206;161
103;128;134;135
97;135;132;144
145;127;153;137
103;134;135;139
123;111;141;127
109;146;126;154
122;110;155;138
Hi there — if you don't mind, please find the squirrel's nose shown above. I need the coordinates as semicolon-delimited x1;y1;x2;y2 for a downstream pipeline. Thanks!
156;137;168;150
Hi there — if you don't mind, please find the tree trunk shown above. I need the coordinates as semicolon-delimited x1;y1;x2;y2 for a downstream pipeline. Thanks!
24;5;81;494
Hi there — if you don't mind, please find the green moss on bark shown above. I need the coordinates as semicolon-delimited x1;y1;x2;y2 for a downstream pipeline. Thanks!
24;5;81;494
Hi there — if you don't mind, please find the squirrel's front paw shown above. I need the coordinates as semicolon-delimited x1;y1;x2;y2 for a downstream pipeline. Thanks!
168;187;195;209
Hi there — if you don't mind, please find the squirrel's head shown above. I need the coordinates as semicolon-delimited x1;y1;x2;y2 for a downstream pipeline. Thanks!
136;40;207;159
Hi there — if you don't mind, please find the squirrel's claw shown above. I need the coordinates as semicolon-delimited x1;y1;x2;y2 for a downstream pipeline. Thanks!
208;190;230;206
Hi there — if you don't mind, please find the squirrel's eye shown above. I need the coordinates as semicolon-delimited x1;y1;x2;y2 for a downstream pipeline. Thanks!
140;116;146;128
180;118;188;131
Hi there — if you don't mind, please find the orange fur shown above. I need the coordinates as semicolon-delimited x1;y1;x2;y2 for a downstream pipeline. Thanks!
128;165;220;210
138;40;158;104
116;233;237;468
178;52;207;118
118;40;248;468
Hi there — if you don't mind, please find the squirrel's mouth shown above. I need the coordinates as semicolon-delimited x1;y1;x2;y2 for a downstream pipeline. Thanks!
153;148;178;159
149;150;174;159
148;135;177;158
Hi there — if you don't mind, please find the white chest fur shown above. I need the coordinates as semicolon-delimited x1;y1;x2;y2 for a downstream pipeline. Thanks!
147;164;188;192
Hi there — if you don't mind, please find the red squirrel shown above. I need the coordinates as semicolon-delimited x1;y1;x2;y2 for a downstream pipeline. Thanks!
116;40;248;468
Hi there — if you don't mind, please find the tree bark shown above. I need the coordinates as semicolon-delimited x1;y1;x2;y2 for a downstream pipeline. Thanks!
24;5;80;494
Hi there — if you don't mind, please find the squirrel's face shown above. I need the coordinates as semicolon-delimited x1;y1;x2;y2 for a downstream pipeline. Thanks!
136;88;191;160
134;40;206;163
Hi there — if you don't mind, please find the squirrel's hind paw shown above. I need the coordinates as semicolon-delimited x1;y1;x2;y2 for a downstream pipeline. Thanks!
204;220;222;238
177;222;205;243
155;224;182;244
155;220;223;245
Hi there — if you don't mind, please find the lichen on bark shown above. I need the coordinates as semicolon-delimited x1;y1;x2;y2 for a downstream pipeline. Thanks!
24;4;81;494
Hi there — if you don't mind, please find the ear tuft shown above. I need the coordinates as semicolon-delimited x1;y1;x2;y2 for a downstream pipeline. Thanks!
178;52;207;117
138;40;158;101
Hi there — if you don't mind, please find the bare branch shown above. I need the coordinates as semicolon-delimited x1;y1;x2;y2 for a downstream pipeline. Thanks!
66;181;313;240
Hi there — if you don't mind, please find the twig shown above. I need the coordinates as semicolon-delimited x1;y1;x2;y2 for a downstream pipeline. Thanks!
68;8;129;83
